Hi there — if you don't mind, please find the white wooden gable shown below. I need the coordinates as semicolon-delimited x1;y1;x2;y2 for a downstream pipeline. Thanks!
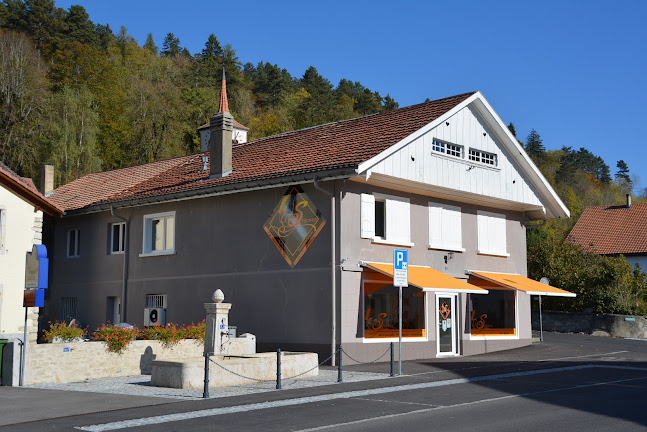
356;92;569;220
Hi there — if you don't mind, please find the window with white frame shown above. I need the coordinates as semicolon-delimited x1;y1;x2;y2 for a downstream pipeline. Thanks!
468;148;497;166
142;212;175;255
0;208;5;254
432;139;463;158
110;222;126;254
477;210;508;256
67;228;80;258
428;203;463;251
361;193;412;246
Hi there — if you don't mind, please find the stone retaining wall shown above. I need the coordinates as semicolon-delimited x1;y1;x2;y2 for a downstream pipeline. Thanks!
531;311;647;338
2;334;255;386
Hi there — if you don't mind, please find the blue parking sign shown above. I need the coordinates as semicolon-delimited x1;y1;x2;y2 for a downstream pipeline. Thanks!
393;249;408;287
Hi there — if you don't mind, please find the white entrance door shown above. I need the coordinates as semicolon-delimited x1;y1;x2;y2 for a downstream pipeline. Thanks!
436;294;458;356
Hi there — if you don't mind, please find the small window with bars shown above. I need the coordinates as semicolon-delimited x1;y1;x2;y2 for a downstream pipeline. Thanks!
146;294;167;308
61;297;78;322
468;148;497;166
432;139;463;158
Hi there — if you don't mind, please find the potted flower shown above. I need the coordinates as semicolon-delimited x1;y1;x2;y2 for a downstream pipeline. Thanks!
42;321;87;343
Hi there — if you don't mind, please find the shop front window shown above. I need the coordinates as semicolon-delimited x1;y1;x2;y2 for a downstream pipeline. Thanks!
364;282;425;338
470;289;516;336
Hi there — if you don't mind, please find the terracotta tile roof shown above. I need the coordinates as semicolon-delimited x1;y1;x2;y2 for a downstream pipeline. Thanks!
0;161;63;216
50;92;475;212
567;203;647;255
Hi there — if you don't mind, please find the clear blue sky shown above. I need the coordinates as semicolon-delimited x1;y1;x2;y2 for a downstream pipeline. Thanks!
57;0;647;193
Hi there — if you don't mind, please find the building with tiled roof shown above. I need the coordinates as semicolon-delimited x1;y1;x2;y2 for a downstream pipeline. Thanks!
0;162;62;338
44;91;572;363
567;197;647;269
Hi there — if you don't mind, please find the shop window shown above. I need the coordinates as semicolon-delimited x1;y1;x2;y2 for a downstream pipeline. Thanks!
364;282;425;338
469;289;516;336
141;212;175;256
428;202;463;251
477;210;508;256
67;228;80;258
360;194;411;246
110;222;126;254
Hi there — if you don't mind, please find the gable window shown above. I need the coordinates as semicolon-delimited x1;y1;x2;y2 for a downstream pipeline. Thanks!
361;193;412;246
110;222;126;254
477;210;508;257
432;139;463;158
67;228;80;258
141;212;175;256
469;148;497;166
428;203;464;252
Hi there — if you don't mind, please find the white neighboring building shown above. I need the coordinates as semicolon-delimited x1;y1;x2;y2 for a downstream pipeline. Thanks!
0;162;61;338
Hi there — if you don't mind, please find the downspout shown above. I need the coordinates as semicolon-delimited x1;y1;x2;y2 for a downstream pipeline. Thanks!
111;206;129;323
314;177;336;366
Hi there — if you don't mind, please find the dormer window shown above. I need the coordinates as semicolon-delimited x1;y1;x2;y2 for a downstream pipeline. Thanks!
432;139;463;158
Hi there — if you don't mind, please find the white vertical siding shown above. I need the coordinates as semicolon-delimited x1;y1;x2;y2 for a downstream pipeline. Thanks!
371;105;543;207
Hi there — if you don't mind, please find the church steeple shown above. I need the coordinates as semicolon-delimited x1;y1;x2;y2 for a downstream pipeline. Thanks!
218;66;229;113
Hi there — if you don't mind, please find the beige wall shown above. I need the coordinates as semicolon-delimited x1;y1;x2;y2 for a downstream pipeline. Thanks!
0;185;43;336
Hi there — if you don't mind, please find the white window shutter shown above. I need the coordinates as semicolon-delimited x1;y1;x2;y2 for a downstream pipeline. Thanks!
428;204;442;247
360;193;375;239
386;198;410;244
493;214;506;254
477;212;488;253
446;205;462;250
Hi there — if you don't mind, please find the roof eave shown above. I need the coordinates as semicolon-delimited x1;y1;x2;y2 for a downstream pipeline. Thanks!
0;172;63;217
62;168;358;216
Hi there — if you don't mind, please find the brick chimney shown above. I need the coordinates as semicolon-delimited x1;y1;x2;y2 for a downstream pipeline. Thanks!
40;162;54;196
209;111;233;178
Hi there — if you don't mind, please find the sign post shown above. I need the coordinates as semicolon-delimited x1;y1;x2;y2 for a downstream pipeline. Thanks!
21;244;48;386
393;249;408;376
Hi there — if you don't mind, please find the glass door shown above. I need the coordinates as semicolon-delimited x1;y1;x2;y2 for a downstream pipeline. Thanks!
437;294;458;355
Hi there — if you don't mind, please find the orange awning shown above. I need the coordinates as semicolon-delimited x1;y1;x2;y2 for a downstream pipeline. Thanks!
362;262;488;294
468;271;576;297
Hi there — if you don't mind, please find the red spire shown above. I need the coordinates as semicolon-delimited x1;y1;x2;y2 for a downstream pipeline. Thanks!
218;66;229;113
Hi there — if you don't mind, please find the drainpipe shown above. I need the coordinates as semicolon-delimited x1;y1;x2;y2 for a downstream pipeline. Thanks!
111;206;129;323
314;177;336;366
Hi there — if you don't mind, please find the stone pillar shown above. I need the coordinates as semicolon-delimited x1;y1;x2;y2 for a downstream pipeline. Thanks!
204;289;232;355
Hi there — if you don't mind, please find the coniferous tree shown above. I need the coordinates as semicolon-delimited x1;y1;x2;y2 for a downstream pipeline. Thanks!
161;32;180;57
64;5;97;47
507;122;517;137
524;129;546;167
616;160;631;184
143;33;157;55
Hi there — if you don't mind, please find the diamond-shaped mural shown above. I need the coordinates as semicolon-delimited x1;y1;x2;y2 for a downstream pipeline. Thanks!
263;186;326;268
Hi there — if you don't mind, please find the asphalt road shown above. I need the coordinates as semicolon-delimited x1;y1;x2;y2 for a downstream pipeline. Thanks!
2;333;646;432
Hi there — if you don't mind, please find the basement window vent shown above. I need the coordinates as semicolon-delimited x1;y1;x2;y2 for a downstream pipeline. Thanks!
61;297;78;322
146;294;167;308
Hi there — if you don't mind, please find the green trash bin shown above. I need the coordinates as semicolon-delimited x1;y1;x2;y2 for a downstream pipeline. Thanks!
0;339;7;382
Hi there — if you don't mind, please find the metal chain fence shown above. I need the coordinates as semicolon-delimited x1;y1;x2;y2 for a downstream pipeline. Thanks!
341;345;392;365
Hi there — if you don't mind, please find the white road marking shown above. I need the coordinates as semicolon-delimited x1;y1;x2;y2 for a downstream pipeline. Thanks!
294;375;647;432
75;364;642;431
75;365;591;431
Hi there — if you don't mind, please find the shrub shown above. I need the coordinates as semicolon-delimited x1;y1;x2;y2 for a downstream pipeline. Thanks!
42;321;87;342
93;324;140;354
181;320;206;344
142;323;183;349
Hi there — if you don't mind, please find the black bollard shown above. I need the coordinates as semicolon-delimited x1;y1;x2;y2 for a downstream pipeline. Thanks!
276;349;282;389
203;352;210;398
337;344;343;383
390;342;395;377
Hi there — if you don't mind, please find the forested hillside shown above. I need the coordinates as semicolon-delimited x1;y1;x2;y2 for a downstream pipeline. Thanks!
2;1;645;315
0;0;398;186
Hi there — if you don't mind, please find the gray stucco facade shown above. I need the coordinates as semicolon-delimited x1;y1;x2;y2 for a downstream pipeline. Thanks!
45;178;533;361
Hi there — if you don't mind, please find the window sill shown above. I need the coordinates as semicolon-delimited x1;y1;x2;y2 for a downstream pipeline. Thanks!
469;335;519;341
110;251;124;255
363;337;428;343
139;250;176;258
428;245;465;253
477;250;510;258
66;255;80;259
371;238;414;248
